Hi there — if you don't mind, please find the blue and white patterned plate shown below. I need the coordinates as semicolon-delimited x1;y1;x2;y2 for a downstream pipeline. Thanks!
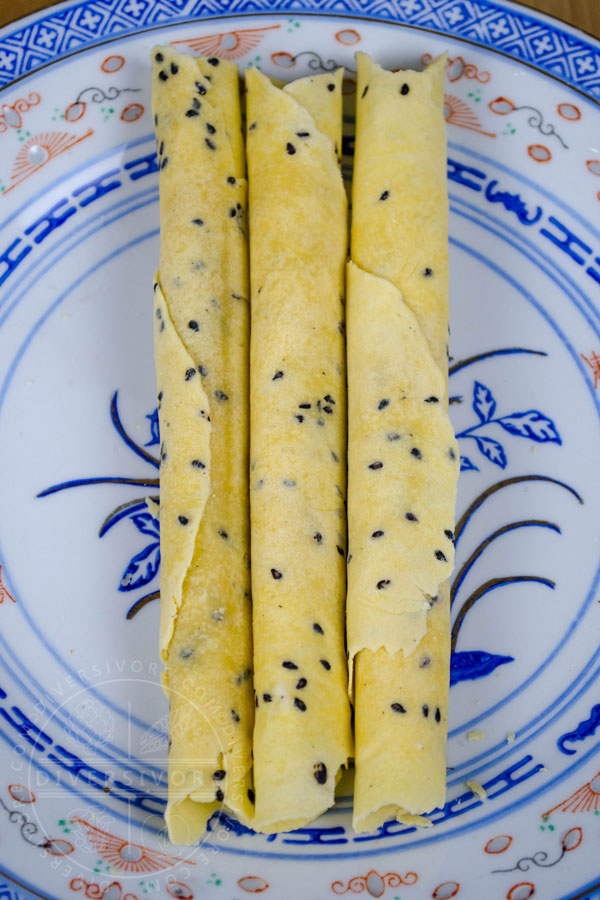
1;1;600;898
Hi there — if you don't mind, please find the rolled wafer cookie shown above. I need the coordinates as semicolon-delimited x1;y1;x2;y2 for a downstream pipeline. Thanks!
152;46;253;844
347;52;459;832
246;66;353;832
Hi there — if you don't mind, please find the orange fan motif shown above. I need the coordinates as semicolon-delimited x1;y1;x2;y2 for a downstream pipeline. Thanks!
72;818;190;874
171;25;280;60
543;771;600;817
4;129;93;195
443;94;496;138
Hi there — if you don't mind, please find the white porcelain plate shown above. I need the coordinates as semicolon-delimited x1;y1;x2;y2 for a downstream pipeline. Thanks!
1;1;600;898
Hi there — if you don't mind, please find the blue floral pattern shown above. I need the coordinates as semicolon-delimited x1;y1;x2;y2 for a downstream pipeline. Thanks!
456;380;560;472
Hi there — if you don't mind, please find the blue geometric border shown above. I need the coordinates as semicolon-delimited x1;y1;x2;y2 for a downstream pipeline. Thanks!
0;0;598;97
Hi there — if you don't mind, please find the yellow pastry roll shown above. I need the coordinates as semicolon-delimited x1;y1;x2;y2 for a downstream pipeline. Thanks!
348;53;459;831
246;67;352;832
152;46;253;844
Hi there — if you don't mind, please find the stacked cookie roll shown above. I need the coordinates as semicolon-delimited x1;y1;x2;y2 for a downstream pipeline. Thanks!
151;46;457;841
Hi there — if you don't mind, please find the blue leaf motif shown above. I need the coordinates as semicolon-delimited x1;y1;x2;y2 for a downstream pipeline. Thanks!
450;650;514;685
460;455;479;472
473;381;496;423
131;511;160;539
119;542;160;592
145;408;160;447
474;436;507;468
498;410;561;444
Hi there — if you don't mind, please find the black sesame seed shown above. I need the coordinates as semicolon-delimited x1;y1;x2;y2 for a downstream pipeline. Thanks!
205;138;216;150
336;545;344;556
286;142;296;155
314;532;323;544
271;569;283;580
296;131;310;137
295;415;304;423
155;52;164;62
198;364;208;376
400;83;410;95
378;399;390;410
368;461;383;470
218;529;228;540
372;530;384;539
170;62;178;75
206;122;216;134
405;512;418;522
207;56;220;66
192;97;201;110
377;579;391;590
227;176;236;184
445;529;454;541
379;190;390;201
186;109;199;117
255;695;259;707
191;218;204;226
327;83;335;91
248;789;255;804
435;707;442;723
214;390;228;401
236;668;251;684
248;122;257;131
324;394;335;404
159;141;164;156
179;647;194;659
283;479;296;487
191;459;205;469
160;443;167;462
157;391;163;402
156;308;162;320
158;70;168;81
154;114;158;125
299;402;311;409
420;656;431;668
231;709;240;723
423;267;433;277
338;321;345;335
294;698;307;711
435;549;447;562
185;367;196;380
423;704;429;718
213;770;226;781
272;370;284;380
449;447;456;461
313;762;327;784
282;660;298;670
331;451;339;463
319;659;331;670
391;702;407;713
347;554;353;563
178;515;189;525
411;448;422;459
160;157;168;169
229;207;237;217
196;81;207;95
362;85;369;99
215;788;224;802
296;677;307;689
263;693;272;702
188;320;199;331
425;396;439;403
323;405;333;415
313;623;324;635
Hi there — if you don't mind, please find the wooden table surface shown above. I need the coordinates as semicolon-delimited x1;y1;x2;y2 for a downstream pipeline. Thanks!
2;0;599;35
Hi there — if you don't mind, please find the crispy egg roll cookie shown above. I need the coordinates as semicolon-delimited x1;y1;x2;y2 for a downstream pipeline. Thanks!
152;47;253;843
246;67;352;832
348;54;458;831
